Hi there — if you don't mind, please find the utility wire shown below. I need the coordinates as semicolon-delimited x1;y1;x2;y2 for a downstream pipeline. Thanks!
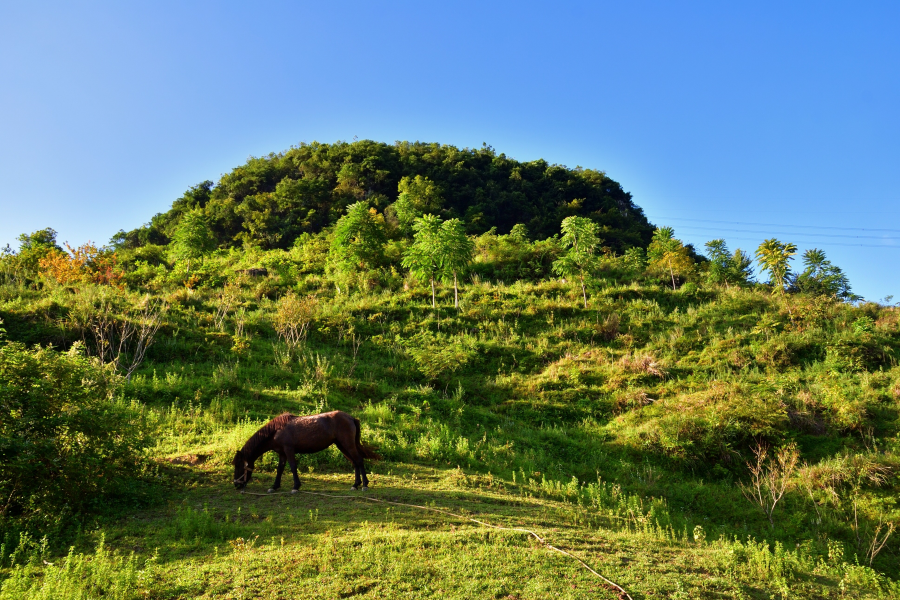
679;235;900;250
673;225;899;241
653;216;900;234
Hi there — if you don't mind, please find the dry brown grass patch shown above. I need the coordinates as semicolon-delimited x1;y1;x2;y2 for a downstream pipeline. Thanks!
619;353;668;379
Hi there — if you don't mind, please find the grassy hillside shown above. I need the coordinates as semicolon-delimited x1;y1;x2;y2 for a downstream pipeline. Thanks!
2;269;899;598
0;141;897;597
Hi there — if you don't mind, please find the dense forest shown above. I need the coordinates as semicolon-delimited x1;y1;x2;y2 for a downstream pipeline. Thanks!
111;140;654;251
0;140;898;599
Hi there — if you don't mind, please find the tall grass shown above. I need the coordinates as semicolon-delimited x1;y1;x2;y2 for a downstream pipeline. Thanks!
0;535;154;600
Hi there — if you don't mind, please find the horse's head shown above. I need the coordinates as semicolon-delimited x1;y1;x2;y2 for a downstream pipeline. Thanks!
232;450;253;490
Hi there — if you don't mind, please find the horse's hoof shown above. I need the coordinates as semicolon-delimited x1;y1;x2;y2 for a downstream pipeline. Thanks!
361;486;369;492
291;489;299;494
267;488;276;494
350;485;358;491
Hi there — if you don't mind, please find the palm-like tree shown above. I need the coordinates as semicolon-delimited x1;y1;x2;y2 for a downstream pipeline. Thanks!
402;214;444;307
648;227;693;290
552;216;601;307
439;218;474;309
755;238;797;294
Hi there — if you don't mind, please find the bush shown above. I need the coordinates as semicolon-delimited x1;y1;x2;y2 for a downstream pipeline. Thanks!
0;342;147;524
0;533;154;600
403;331;477;380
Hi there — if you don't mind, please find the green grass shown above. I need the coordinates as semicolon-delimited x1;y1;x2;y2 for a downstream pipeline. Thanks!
2;274;900;598
2;465;897;599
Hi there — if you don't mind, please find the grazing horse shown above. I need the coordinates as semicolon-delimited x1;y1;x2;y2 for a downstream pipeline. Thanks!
232;411;380;493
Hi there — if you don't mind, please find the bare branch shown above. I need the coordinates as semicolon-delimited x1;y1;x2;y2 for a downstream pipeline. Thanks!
739;442;799;527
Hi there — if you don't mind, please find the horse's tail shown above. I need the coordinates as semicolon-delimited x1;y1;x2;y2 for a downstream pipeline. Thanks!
354;418;382;460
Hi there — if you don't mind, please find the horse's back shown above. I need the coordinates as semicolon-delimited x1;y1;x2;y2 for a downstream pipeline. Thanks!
274;411;355;453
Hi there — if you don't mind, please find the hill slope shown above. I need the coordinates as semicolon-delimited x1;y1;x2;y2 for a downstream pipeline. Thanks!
1;142;899;598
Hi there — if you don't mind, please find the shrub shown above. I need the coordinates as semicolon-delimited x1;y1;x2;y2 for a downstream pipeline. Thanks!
0;342;147;524
38;243;124;287
404;331;477;380
273;292;317;348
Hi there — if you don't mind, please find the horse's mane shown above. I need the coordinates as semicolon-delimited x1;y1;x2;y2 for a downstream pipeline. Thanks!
241;413;296;457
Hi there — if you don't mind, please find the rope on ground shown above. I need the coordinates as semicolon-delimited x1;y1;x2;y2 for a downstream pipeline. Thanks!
240;488;633;600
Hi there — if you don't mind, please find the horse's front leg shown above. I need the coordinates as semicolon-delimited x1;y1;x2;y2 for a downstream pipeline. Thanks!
285;449;301;492
268;454;287;493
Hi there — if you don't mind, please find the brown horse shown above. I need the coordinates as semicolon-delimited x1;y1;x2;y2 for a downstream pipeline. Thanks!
232;411;379;493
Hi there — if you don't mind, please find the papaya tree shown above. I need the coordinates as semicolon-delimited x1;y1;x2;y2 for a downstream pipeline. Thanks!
439;218;475;308
170;208;215;273
705;239;754;288
402;214;445;307
327;200;386;293
647;227;694;290
552;216;601;307
755;238;797;294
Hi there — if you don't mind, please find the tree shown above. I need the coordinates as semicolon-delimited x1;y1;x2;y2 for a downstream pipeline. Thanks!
170;208;215;273
117;141;656;251
327;201;387;292
755;238;797;294
392;175;443;232
17;228;60;251
552;216;601;307
705;239;754;288
439;218;475;308
621;246;647;279
647;227;694;290
14;228;62;275
790;248;856;300
402;214;444;307
509;223;530;244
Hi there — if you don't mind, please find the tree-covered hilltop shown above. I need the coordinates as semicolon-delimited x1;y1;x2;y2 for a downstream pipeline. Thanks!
113;140;654;252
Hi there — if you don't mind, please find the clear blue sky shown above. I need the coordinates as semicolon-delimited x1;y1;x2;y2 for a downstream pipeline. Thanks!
2;1;898;301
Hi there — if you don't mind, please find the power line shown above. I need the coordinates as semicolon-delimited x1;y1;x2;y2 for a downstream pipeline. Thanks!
673;225;900;241
653;216;900;234
678;235;900;250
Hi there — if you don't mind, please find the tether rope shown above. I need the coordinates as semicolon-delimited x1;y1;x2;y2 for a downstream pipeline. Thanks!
240;487;633;600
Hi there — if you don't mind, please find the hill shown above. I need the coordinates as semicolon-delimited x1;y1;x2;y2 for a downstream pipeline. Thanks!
1;144;899;598
112;140;654;252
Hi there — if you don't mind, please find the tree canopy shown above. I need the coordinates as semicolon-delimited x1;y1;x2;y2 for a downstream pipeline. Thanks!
114;140;654;252
790;248;856;300
327;200;387;292
705;239;754;288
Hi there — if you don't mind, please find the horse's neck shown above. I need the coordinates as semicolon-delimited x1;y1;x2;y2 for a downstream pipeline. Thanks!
243;436;273;463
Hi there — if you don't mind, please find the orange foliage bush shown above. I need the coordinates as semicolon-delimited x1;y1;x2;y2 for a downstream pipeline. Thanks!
38;242;123;286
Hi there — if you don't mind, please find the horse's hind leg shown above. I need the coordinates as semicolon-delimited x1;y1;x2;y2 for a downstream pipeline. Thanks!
336;441;363;490
359;459;369;489
350;454;368;491
352;417;370;489
268;454;287;493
